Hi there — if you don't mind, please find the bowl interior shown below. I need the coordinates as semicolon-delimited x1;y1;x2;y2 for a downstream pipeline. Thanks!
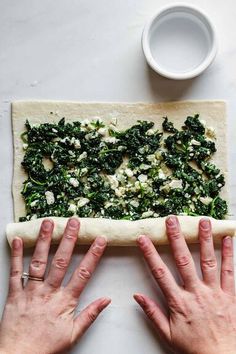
146;6;215;78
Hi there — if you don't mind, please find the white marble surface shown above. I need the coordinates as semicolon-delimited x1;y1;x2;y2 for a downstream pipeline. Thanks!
0;1;236;353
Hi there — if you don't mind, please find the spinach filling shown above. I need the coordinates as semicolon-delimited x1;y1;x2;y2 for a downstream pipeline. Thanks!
19;115;227;222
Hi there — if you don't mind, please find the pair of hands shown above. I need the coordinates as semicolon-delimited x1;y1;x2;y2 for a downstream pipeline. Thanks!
0;216;236;354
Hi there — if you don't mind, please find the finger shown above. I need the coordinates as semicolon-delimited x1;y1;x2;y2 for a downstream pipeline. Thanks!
27;219;54;283
134;293;171;343
199;218;218;287
137;235;181;301
45;218;80;289
221;236;235;295
72;297;111;342
66;236;107;298
9;237;23;295
166;215;199;289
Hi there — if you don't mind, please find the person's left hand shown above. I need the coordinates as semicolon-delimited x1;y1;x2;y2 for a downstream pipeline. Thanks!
0;218;110;354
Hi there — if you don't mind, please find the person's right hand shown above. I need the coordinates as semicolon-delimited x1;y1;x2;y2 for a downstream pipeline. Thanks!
0;218;110;354
134;215;236;354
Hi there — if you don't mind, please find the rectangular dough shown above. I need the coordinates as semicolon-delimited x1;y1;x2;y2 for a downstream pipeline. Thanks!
12;100;229;222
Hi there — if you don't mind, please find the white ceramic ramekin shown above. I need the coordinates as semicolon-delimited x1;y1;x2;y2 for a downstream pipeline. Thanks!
142;4;217;80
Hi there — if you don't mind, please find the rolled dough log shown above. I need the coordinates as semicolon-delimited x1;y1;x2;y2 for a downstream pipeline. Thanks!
6;216;236;248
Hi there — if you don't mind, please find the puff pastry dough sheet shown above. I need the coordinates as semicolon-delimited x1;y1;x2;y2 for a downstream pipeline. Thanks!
9;100;231;247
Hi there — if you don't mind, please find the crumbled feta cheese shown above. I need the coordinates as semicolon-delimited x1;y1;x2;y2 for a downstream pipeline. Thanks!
81;167;88;176
98;127;107;136
104;201;113;209
115;187;125;197
52;128;58;133
69;177;79;188
45;191;55;205
169;179;183;189
138;174;148;183
130;200;139;208
147;154;156;162
140;164;151;170
142;210;154;218
77;198;90;208
23;143;28;150
199;196;213;205
107;175;119;189
30;200;38;207
190;139;201;146
125;168;133;177
73;138;81;149
146;129;155;136
68;204;77;214
30;214;38;220
103;137;119;144
77;151;87;162
85;132;98;140
158;169;166;179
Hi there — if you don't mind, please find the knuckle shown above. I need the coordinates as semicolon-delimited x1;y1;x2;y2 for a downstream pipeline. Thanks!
143;247;155;258
222;268;234;277
77;267;91;281
53;257;69;270
151;266;166;280
90;249;101;259
169;298;186;315
200;230;212;242
10;269;21;277
39;232;50;240
65;232;77;240
87;310;97;323
176;255;190;267
145;306;156;321
201;258;217;269
30;258;46;269
169;232;181;240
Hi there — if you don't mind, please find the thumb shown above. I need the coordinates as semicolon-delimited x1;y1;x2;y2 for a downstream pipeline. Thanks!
72;297;111;343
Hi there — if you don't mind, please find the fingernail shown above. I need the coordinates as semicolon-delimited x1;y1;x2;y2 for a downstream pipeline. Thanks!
137;235;147;245
68;218;79;229
43;219;53;231
134;294;145;305
99;297;111;310
224;236;232;246
12;238;21;250
200;218;210;230
166;215;177;226
96;236;107;247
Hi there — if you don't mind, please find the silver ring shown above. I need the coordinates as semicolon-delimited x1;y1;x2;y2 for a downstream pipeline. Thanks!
21;272;44;282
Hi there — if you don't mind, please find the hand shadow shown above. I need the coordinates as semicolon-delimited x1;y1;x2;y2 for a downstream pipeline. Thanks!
146;64;200;101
